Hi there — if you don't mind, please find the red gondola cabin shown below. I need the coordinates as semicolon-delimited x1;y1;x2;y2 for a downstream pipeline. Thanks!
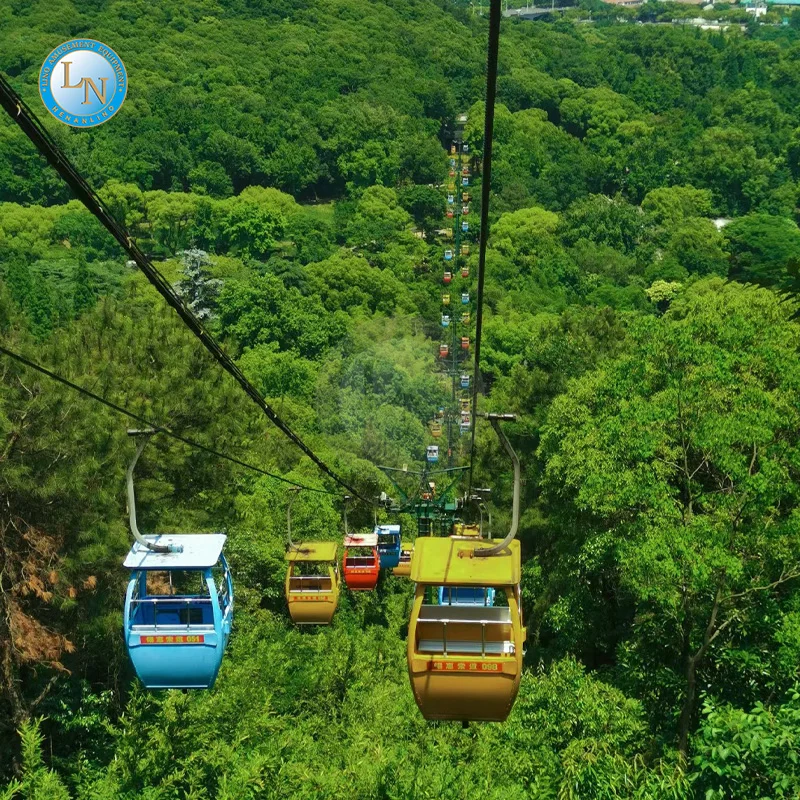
342;533;380;591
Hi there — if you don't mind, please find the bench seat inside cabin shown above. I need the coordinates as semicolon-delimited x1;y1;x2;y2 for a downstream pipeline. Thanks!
131;595;215;628
415;605;515;656
289;576;333;592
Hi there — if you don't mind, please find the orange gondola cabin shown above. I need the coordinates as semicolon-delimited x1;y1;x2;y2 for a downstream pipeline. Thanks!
342;532;380;591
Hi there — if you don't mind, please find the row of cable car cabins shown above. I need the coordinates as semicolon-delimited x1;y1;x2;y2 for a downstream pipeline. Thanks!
122;416;524;722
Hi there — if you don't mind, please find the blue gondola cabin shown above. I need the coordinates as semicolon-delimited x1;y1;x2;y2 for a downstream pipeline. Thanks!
375;524;402;569
427;445;440;464
124;534;233;690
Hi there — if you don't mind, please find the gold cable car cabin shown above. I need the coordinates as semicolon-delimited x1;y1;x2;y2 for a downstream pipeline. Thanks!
393;541;414;577
285;542;340;625
407;537;525;722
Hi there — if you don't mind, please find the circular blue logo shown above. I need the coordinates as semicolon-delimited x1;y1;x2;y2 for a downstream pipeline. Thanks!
39;39;127;128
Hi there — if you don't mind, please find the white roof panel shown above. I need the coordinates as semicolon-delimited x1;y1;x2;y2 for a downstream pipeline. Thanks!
123;534;226;570
344;532;378;548
375;524;401;535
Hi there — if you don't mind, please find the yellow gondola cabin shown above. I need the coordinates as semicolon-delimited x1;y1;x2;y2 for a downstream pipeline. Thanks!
393;542;414;577
407;537;525;722
285;542;340;625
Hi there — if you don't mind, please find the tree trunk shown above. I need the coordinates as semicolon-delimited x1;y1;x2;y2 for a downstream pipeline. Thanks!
677;653;698;758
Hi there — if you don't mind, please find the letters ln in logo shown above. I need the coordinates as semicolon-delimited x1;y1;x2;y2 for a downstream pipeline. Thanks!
39;39;127;128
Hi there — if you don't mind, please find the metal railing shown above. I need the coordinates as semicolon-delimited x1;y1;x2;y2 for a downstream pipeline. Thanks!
288;576;333;592
417;618;514;657
344;556;377;568
129;597;215;630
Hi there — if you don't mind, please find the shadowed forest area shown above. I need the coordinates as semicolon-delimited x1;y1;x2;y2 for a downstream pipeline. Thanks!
1;0;800;797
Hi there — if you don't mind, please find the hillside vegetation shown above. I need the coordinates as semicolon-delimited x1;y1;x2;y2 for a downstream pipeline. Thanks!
1;0;800;797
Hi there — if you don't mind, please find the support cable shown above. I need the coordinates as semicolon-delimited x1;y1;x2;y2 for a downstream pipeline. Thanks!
467;0;502;497
0;74;368;504
0;344;337;495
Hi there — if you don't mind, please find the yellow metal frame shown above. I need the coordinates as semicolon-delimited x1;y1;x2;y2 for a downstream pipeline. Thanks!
285;542;340;625
452;523;481;538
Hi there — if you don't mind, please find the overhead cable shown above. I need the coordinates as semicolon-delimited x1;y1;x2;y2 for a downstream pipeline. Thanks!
468;0;502;497
0;74;369;503
0;343;337;495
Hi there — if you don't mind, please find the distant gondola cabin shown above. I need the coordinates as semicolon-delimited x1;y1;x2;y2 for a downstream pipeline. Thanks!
394;543;414;578
285;542;340;625
375;524;402;569
342;533;380;591
427;445;439;464
439;343;449;358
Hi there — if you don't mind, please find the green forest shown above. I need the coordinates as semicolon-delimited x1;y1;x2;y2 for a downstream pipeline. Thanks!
2;0;800;796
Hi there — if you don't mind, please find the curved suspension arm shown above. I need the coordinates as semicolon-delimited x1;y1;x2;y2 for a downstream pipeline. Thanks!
343;496;351;537
475;414;519;557
126;431;173;554
286;487;301;549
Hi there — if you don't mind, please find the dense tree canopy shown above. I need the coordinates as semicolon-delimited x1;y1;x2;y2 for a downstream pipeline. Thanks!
2;0;800;797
